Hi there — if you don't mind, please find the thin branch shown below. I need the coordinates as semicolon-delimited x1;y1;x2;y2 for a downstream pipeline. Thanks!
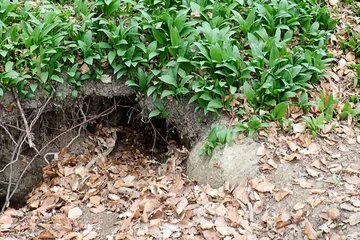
12;88;35;149
1;135;26;212
0;122;18;146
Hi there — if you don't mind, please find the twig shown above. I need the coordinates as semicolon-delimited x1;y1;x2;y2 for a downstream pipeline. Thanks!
0;122;18;146
2;123;25;132
0;135;26;173
12;88;35;149
1;135;26;212
29;91;53;130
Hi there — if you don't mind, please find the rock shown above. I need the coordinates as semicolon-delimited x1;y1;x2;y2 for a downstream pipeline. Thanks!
187;135;260;188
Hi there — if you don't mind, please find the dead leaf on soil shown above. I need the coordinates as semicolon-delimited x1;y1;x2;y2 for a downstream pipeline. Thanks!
68;207;82;219
348;212;360;226
304;219;317;240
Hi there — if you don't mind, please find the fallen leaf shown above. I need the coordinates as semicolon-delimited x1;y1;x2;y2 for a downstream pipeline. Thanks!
79;64;90;74
249;178;274;193
327;208;340;221
293;122;306;133
273;188;292;202
348;212;360;226
68;207;82;219
176;197;188;215
306;168;320;177
304;219;317;240
200;219;214;230
214;217;234;236
293;203;306;210
275;211;291;229
299;178;312;189
90;205;106;214
232;180;249;204
256;145;266;156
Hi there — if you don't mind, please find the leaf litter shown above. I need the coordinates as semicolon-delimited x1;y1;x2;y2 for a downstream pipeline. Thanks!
2;1;360;240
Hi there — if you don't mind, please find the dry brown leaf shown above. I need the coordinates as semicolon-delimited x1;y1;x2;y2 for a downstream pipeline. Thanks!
202;230;219;240
293;202;306;210
310;189;326;194
68;207;82;219
249;178;274;193
176;197;188;215
275;211;291;229
293;122;306;133
232;180;249;204
306;168;320;177
79;63;90;74
214;217;234;236
273;188;292;202
89;196;101;206
348;212;360;226
304;219;317;240
256;145;266;156
287;141;300;152
38;229;55;239
299;178;312;189
286;153;301;161
327;208;340;221
307;196;324;208
200;219;214;230
292;209;304;223
90;205;106;214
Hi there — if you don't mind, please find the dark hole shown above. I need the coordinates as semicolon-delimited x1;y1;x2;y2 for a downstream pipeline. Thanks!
0;96;183;210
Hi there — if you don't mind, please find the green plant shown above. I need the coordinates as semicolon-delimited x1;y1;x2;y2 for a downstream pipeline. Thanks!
350;63;360;88
316;91;339;122
340;102;360;120
0;0;338;138
200;125;233;157
235;116;269;136
303;113;325;136
148;101;169;119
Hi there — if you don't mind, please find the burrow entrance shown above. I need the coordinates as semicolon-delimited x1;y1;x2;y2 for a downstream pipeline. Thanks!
0;95;184;210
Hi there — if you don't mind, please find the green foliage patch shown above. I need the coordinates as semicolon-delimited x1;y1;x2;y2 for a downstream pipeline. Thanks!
0;0;341;142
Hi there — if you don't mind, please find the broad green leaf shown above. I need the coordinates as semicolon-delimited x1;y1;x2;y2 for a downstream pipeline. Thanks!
243;82;255;102
199;92;212;101
273;101;288;120
147;86;157;96
0;87;3;97
207;99;223;109
138;68;147;90
170;26;180;47
188;94;199;104
195;42;211;61
108;51;116;64
161;90;175;98
83;30;92;47
159;74;177;87
152;28;166;45
210;43;222;62
51;75;64;83
40;71;49;83
29;83;38;92
72;89;78;98
149;109;161;118
5;62;13;72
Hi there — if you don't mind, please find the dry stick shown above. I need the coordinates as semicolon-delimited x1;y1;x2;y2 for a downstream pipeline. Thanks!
12;88;35;149
0;134;26;173
0;122;18;146
6;103;119;207
1;135;26;212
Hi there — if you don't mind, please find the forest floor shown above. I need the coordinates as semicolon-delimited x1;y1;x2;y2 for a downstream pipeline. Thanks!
1;1;360;240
